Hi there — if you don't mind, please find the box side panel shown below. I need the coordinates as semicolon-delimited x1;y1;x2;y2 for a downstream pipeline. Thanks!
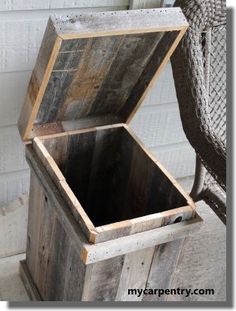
82;248;155;301
82;241;184;301
82;255;125;301
26;170;86;301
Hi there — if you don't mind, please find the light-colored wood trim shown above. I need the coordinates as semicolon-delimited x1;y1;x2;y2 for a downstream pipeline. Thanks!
126;26;188;124
94;205;194;243
59;26;185;40
19;35;62;141
84;214;203;264
54;8;188;39
36;123;125;141
33;124;195;244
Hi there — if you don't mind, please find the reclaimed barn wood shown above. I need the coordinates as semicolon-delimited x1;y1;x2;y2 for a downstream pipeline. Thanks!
20;145;202;301
33;124;195;243
18;8;188;141
17;8;202;301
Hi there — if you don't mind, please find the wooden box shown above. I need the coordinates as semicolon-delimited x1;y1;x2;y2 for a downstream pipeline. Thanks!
18;8;203;301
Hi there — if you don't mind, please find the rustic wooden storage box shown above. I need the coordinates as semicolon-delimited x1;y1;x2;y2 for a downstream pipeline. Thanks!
18;8;203;301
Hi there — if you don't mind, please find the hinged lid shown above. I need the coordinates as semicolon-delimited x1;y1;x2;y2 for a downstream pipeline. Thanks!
18;8;188;141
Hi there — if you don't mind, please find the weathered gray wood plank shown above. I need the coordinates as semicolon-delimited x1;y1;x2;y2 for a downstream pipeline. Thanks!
26;172;45;285
52;8;188;36
63;244;86;301
116;247;155;301
46;217;70;300
166;203;226;302
84;215;202;264
143;239;185;301
34;196;56;300
82;256;125;301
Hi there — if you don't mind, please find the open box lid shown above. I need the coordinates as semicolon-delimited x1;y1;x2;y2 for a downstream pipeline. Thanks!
18;8;188;142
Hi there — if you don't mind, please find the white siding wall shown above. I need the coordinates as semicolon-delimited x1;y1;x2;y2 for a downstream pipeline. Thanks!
0;0;195;208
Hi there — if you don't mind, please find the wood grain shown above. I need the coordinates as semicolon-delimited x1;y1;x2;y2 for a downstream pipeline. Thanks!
143;239;185;301
35;125;195;243
18;17;61;141
115;247;155;301
18;8;188;141
26;172;45;284
53;8;188;37
82;256;125;301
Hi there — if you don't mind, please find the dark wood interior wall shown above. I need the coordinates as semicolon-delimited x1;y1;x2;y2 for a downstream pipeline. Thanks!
43;128;187;227
35;31;179;128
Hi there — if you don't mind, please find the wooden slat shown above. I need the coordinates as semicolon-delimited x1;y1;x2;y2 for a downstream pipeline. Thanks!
33;194;56;300
143;239;185;301
123;29;186;122
53;8;188;38
84;215;203;264
26;172;45;283
63;243;86;301
115;247;155;301
18;17;61;141
82;256;125;301
25;145;88;256
45;217;70;300
88;32;163;117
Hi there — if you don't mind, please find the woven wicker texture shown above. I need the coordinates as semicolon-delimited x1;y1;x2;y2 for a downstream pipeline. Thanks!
171;0;226;223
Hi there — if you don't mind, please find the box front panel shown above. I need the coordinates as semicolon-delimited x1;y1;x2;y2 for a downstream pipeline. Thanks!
26;171;86;301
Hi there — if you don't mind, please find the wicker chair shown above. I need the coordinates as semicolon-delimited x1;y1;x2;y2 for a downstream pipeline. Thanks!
170;0;226;224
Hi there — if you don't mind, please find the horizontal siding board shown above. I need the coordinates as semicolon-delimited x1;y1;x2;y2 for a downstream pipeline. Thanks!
0;170;30;207
0;126;28;174
0;6;128;73
142;62;177;106
151;143;195;179
176;176;194;193
131;104;187;147
130;0;163;9
0;0;129;11
0;71;31;127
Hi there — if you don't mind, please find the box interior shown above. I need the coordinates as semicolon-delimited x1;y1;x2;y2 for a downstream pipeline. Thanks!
41;127;187;227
